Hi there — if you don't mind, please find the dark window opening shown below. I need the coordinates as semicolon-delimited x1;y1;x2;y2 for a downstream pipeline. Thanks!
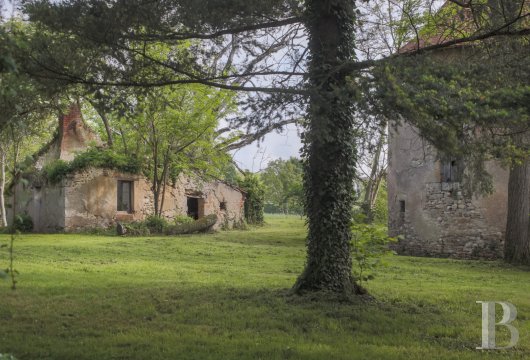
441;159;460;182
399;200;406;213
187;197;199;220
117;180;133;213
220;201;227;211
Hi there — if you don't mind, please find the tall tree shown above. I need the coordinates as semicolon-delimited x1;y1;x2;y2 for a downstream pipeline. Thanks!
115;85;234;217
292;0;362;295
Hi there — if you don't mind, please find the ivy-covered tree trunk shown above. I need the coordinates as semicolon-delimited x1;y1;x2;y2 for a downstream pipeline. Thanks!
293;0;362;295
504;155;530;264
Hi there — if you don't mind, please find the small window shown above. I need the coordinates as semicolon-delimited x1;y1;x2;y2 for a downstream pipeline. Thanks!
399;200;406;213
441;159;460;182
117;180;133;213
220;201;227;211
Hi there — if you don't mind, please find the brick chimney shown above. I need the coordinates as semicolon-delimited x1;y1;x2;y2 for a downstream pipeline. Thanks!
59;103;82;142
58;102;101;161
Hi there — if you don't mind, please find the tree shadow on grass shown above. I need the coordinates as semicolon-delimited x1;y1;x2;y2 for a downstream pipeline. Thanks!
0;284;511;360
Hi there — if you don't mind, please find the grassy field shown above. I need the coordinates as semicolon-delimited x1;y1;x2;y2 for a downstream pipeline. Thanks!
0;215;529;359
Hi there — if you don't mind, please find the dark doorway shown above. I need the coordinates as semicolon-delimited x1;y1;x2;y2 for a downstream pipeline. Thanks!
187;197;199;220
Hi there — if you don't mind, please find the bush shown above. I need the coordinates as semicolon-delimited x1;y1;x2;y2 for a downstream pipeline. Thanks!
123;222;151;236
13;213;33;233
174;215;194;225
44;160;70;184
144;215;169;233
350;222;395;286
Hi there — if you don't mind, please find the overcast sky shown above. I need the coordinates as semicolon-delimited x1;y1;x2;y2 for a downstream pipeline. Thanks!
231;123;302;172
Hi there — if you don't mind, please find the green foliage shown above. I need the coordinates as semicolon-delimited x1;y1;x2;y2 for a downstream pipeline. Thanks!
123;222;151;236
353;179;389;226
107;82;235;216
43;148;142;184
144;215;169;234
372;181;388;225
12;213;33;233
238;172;265;225
219;162;241;187
261;157;304;215
43;159;70;184
376;48;530;195
174;215;194;225
350;220;395;286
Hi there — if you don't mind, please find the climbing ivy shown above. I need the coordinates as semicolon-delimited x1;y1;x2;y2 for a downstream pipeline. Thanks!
43;148;142;184
293;0;363;296
238;172;265;225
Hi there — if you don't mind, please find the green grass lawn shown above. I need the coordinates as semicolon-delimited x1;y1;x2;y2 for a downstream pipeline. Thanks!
0;215;529;359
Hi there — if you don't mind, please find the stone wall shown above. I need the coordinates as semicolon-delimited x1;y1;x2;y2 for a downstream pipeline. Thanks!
391;181;504;259
6;182;65;232
388;122;509;259
63;168;245;231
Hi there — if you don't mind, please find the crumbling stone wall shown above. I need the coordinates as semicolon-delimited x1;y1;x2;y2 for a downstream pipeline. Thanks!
63;168;244;232
391;182;504;259
388;122;509;259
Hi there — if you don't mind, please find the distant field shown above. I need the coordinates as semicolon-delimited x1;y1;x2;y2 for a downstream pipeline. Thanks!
0;215;529;359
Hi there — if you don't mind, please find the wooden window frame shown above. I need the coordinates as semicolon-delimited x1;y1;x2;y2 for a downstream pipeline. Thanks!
117;180;134;213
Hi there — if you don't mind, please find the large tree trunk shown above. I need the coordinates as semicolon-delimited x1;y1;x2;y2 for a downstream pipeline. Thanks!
0;148;7;227
293;0;362;296
504;158;530;264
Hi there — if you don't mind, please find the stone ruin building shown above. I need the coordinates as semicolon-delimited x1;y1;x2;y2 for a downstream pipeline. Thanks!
387;123;509;259
387;1;518;260
7;104;245;232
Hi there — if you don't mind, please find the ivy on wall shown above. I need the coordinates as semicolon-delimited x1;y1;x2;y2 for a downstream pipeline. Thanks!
43;148;142;184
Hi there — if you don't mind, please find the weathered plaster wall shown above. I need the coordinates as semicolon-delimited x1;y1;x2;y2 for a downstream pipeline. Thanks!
63;168;244;231
6;182;65;232
388;122;509;259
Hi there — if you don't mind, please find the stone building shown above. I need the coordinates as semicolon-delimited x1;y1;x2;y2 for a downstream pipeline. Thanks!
387;2;517;259
8;104;245;232
387;123;509;259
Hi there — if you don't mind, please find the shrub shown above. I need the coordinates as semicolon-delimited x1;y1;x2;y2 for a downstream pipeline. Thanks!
123;222;151;236
144;215;169;233
350;222;396;286
174;215;194;225
13;213;33;233
44;160;71;184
